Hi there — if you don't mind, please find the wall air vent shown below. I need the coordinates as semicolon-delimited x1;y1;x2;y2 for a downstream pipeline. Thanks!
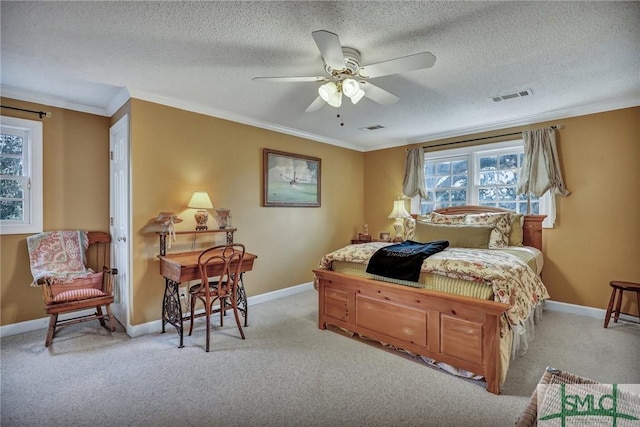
359;125;385;131
491;89;533;102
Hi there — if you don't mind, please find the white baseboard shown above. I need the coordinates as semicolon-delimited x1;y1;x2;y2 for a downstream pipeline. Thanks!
545;299;638;323
0;315;53;338
128;281;314;337
247;281;314;306
6;288;633;339
0;282;315;339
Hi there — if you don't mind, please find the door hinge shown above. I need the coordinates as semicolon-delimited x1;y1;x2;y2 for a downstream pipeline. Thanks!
110;217;114;226
110;151;114;160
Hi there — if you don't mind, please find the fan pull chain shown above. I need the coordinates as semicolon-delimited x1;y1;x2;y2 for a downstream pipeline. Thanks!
337;108;344;127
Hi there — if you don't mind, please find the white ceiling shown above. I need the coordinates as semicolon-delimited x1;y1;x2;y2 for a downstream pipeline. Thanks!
1;1;639;152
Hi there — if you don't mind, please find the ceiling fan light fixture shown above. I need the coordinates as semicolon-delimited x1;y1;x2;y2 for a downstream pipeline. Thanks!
350;88;365;104
318;82;338;102
342;78;360;98
254;30;437;113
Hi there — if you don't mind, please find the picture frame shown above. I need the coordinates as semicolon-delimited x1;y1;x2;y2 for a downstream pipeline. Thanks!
263;149;321;207
379;232;391;242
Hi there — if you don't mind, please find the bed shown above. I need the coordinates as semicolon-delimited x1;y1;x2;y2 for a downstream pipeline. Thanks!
313;206;549;394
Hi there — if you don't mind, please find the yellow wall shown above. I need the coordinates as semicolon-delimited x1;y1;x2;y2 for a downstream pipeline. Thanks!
2;97;637;328
0;98;111;324
364;107;640;311
0;97;363;327
123;100;364;325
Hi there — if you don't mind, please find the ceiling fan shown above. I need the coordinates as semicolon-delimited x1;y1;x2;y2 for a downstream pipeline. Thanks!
252;30;436;112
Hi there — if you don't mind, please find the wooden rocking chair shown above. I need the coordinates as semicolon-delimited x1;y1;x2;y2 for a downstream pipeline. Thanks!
27;231;117;347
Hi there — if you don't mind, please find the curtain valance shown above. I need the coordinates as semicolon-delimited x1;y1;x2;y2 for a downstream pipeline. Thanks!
517;127;570;225
402;147;428;199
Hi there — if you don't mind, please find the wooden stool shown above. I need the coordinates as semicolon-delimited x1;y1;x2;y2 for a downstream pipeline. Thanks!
604;281;640;328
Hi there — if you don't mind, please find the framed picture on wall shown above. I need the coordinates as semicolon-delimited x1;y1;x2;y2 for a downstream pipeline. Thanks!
263;149;321;207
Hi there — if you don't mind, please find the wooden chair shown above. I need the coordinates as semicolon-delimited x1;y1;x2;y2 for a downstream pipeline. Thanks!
27;231;117;347
188;244;246;352
604;280;640;328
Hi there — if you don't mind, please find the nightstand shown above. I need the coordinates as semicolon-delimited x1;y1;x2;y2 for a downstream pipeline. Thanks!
350;239;390;244
351;239;371;244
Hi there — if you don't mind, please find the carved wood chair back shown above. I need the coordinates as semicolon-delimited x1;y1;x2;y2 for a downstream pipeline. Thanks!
188;243;246;352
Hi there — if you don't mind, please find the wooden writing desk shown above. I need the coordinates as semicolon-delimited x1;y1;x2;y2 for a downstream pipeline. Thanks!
159;249;257;348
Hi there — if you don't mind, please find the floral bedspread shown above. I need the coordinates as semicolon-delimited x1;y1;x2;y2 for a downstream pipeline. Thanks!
315;242;550;329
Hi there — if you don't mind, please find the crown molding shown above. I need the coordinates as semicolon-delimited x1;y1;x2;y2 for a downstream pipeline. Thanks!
1;84;364;151
395;95;640;151
3;84;637;153
126;88;365;152
0;85;111;117
106;87;133;116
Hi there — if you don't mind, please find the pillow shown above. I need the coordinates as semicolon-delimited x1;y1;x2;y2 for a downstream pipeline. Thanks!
417;212;467;225
413;223;495;249
405;211;469;240
509;214;524;247
464;212;513;248
52;288;105;303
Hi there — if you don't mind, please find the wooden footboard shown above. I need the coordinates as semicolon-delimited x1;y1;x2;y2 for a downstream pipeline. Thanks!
313;268;509;394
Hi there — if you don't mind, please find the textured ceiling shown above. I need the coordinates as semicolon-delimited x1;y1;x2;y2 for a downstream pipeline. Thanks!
1;1;639;151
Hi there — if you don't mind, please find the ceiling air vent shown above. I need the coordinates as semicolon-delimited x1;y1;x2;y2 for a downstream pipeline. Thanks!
491;89;533;102
359;125;385;131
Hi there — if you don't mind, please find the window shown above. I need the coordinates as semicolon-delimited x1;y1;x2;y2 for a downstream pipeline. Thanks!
417;139;551;226
1;116;43;234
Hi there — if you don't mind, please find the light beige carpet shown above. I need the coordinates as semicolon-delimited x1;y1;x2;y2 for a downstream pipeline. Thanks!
1;289;639;426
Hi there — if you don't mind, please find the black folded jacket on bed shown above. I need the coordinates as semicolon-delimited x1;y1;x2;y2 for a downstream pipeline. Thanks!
365;240;450;282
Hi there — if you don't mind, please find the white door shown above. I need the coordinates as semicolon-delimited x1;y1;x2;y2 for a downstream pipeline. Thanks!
109;114;131;332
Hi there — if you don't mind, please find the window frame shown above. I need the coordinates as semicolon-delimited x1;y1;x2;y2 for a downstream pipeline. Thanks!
1;115;43;235
414;139;552;227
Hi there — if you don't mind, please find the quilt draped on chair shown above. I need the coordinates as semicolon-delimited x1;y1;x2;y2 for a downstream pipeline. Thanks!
26;230;93;286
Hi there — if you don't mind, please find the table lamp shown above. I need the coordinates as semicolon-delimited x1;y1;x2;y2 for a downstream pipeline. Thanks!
188;191;213;230
387;199;411;241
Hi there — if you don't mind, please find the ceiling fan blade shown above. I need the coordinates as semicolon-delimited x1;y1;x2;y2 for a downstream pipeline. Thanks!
312;30;345;71
305;96;325;113
358;52;436;79
252;76;326;83
361;82;399;106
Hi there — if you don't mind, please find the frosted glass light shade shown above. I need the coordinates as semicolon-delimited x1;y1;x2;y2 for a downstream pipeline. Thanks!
350;88;365;104
326;91;342;107
318;82;338;102
342;78;360;97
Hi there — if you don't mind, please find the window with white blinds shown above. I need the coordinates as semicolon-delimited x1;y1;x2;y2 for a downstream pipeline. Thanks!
1;116;43;234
